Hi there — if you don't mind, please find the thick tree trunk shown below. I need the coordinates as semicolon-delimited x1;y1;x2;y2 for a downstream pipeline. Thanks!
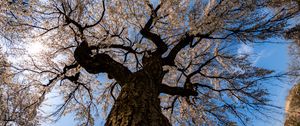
105;71;171;126
74;42;172;125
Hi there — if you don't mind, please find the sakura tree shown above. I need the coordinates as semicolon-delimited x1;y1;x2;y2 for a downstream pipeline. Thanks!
0;0;299;125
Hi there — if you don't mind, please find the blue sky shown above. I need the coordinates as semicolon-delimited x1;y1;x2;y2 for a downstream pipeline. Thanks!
246;39;293;126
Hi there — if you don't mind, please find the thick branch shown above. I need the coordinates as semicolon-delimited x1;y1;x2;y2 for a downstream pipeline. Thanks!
90;44;142;54
159;84;198;97
163;34;194;66
140;4;168;55
74;41;132;84
163;33;212;66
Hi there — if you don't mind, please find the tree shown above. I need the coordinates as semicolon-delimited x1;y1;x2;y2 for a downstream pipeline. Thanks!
0;0;299;125
0;46;41;126
286;24;300;83
284;8;300;126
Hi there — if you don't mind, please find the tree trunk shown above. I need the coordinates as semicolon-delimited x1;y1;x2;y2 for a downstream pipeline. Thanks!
105;71;171;126
74;41;171;126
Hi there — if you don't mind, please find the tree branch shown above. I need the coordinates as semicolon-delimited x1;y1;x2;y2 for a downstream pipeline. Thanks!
186;55;218;80
163;34;194;66
84;0;105;29
159;84;198;97
74;41;132;84
90;44;143;54
140;3;168;55
55;3;84;33
163;33;212;66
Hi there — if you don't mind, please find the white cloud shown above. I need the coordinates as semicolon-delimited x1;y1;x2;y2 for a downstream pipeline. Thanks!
237;43;266;65
238;43;253;56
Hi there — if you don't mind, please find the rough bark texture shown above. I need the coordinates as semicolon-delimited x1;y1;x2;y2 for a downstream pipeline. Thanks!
105;72;171;126
105;55;171;126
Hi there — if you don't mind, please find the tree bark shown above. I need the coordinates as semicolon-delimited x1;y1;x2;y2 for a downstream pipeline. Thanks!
105;71;171;126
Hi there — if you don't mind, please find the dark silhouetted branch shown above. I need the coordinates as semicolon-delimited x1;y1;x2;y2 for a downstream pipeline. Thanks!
159;84;198;97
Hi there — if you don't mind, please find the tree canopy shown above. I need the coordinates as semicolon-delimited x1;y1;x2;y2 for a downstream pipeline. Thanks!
0;0;299;126
286;24;300;83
